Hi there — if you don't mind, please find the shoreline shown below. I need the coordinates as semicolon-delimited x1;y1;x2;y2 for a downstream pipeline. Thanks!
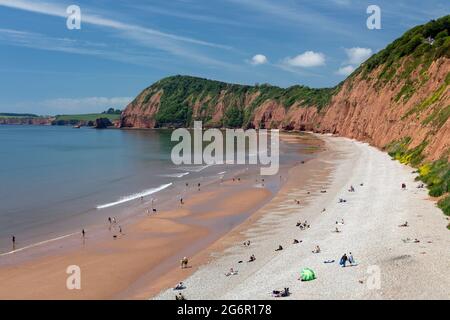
155;135;450;300
0;133;321;299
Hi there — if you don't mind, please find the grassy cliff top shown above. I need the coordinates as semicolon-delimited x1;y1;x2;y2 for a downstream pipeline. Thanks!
359;15;450;79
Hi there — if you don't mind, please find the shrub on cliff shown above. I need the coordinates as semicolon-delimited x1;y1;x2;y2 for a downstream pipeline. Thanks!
223;105;243;128
438;196;450;216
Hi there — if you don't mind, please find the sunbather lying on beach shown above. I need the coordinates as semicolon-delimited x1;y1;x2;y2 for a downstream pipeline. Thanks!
248;254;256;262
225;268;238;276
324;259;335;264
293;239;301;244
333;227;341;233
272;288;290;298
399;221;409;227
275;245;283;251
174;282;185;290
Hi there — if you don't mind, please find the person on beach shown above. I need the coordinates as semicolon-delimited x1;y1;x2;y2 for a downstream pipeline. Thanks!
399;221;408;227
349;185;355;192
248;254;256;262
348;252;355;266
402;183;407;190
225;268;238;276
198;183;201;191
108;217;112;224
334;227;341;233
175;292;185;300
180;198;184;205
275;245;283;251
82;229;85;238
12;235;16;250
119;226;123;235
180;257;189;269
112;217;117;224
312;245;321;254
293;239;302;244
339;253;348;267
174;282;185;290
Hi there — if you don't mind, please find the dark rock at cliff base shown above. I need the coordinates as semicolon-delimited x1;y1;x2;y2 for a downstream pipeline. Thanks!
94;118;113;129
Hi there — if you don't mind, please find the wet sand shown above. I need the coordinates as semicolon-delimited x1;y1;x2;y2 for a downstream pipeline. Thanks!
0;133;321;299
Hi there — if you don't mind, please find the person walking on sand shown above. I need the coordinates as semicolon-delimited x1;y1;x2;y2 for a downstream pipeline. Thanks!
82;229;85;238
339;253;348;267
348;252;355;266
12;235;16;250
180;257;189;269
119;226;123;235
180;198;184;205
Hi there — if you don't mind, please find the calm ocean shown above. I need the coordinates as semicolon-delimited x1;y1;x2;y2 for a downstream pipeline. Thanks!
0;125;305;253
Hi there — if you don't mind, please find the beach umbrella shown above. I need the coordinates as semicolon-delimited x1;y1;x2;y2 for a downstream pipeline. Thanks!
300;268;316;281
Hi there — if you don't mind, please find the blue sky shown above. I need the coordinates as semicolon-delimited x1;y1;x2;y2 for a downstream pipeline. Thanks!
0;0;448;115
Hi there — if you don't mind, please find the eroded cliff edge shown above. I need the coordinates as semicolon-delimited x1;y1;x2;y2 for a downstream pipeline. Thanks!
121;16;449;163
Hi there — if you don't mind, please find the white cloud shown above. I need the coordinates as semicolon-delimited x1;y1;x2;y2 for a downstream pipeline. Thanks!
283;51;325;68
39;97;133;114
0;0;236;68
336;65;355;76
345;47;372;65
250;54;268;65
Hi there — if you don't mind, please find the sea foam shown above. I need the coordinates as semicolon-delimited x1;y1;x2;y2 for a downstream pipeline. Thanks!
96;183;173;209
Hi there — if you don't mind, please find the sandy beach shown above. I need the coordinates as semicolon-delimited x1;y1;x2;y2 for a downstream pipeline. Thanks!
0;133;448;300
0;133;316;299
155;135;450;300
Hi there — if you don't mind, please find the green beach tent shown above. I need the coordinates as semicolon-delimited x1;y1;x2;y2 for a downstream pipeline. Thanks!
300;268;316;281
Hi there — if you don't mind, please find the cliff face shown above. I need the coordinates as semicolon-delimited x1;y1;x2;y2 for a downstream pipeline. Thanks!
121;16;450;162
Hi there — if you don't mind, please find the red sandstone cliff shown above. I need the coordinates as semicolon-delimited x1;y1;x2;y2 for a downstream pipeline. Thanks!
121;16;450;161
